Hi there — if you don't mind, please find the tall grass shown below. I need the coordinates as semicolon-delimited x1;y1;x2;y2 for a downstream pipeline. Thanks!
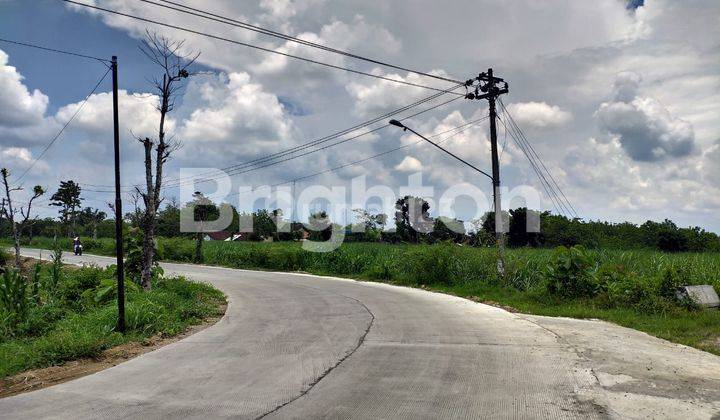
0;262;225;378
5;236;720;353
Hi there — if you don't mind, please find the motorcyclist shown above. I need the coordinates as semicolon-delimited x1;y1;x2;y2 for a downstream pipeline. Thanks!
73;236;83;255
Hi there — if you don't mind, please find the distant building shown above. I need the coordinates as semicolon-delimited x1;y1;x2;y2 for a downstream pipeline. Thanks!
203;231;232;241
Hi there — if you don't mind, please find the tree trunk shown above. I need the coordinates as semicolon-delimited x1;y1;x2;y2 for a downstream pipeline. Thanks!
12;221;21;269
195;232;203;263
140;222;155;291
139;138;155;291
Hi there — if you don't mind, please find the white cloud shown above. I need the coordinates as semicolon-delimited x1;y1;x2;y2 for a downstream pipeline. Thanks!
178;72;294;164
704;141;720;188
17;0;718;230
597;74;695;161
394;156;422;172
0;146;48;174
346;69;453;117
55;90;167;138
506;102;572;130
0;49;49;128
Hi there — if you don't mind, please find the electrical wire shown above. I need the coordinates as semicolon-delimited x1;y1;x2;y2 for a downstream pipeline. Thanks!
221;115;490;200
15;67;112;184
0;37;111;64
61;0;465;95
497;99;577;218
80;85;464;192
139;0;462;85
498;114;565;217
500;99;577;217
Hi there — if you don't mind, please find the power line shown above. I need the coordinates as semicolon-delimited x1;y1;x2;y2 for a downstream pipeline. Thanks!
233;116;490;197
80;85;464;192
497;99;577;218
164;89;463;187
15;67;112;184
497;112;566;216
139;0;462;85
500;99;577;217
499;114;565;217
0;37;111;64
61;0;465;95
164;95;465;190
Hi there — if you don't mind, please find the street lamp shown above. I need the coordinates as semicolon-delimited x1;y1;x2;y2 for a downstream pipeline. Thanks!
389;118;505;274
388;120;493;181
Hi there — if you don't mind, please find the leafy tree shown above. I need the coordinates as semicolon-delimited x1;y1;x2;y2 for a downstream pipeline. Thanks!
394;196;432;243
156;199;182;237
480;210;510;236
508;207;543;247
184;192;219;263
352;209;387;242
308;211;332;241
250;209;277;241
49;180;82;237
656;220;688;252
77;207;106;239
431;217;466;243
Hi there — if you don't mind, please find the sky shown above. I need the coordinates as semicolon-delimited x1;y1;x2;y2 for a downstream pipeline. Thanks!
0;0;719;231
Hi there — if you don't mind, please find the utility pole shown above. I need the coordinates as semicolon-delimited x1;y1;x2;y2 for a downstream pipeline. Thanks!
388;69;508;274
465;68;508;274
291;179;296;223
111;56;126;333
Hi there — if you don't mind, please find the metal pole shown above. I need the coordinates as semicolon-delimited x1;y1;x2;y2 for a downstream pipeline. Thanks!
487;68;505;275
111;56;126;333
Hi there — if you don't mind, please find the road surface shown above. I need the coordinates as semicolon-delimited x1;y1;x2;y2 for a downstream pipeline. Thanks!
2;249;719;419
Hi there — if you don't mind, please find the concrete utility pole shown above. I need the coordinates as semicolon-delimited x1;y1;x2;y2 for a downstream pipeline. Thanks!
465;69;509;274
389;68;508;275
111;56;126;333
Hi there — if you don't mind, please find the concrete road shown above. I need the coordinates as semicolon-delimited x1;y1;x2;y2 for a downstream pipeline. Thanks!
2;249;719;419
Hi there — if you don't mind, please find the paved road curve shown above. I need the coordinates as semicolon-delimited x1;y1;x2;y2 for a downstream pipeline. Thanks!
2;249;719;419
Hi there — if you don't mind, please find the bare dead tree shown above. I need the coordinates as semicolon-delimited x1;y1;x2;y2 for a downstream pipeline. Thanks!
135;31;199;290
0;168;45;268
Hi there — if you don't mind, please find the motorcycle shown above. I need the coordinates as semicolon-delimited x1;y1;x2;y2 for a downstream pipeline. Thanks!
74;244;83;256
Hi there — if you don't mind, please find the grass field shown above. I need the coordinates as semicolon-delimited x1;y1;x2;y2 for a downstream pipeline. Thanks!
0;252;225;378
5;237;720;354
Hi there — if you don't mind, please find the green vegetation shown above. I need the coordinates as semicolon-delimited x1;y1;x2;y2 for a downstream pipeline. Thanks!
0;260;225;378
5;236;720;354
196;241;718;351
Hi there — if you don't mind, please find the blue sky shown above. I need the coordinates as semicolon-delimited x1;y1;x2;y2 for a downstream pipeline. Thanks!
1;0;718;232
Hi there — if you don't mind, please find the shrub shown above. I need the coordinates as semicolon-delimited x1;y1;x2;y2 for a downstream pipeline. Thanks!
545;246;598;298
85;277;141;305
367;254;396;281
402;245;456;286
58;265;105;307
47;246;63;293
658;266;687;301
157;237;195;262
0;249;10;268
0;269;29;324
